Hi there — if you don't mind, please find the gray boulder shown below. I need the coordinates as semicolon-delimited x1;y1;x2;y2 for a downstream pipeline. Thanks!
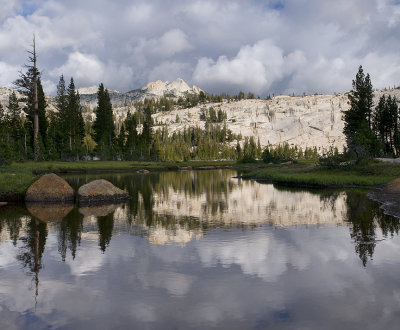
78;179;130;204
25;173;75;203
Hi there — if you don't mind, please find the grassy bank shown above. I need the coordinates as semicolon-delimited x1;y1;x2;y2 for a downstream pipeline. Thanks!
240;160;400;188
0;160;239;198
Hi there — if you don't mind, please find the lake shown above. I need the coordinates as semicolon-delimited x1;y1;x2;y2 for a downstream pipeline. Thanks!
0;169;400;329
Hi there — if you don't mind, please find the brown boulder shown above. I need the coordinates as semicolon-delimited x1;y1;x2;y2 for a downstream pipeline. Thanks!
137;169;150;174
78;179;130;204
25;173;75;203
26;202;74;223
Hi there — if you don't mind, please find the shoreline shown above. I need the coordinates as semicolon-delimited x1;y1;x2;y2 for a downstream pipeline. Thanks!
2;161;400;220
0;161;262;203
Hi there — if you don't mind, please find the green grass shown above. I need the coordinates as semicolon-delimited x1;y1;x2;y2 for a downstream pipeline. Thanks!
240;160;400;187
0;165;38;194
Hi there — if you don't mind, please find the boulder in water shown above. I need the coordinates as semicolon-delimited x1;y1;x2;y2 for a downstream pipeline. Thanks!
25;173;75;203
78;179;130;204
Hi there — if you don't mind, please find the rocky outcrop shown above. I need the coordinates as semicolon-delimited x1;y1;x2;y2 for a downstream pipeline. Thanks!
78;179;130;204
25;173;75;203
26;202;74;222
0;202;7;207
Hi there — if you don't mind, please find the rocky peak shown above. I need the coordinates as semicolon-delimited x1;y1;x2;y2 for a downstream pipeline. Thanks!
141;78;202;97
76;86;120;95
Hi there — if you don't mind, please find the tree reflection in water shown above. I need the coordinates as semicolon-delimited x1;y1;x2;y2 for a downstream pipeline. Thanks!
17;219;48;305
344;191;400;266
57;208;84;261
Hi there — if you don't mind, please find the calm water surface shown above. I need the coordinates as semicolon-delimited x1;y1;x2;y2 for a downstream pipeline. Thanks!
0;170;400;329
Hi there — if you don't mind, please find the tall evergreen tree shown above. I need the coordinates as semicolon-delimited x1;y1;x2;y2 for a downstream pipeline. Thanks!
14;38;47;160
93;83;115;158
0;103;12;164
66;78;84;156
125;111;138;159
343;66;378;160
55;75;68;154
373;95;399;155
6;92;24;159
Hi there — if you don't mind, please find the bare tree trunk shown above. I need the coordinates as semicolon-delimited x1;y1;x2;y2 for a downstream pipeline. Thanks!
69;131;72;151
33;35;40;161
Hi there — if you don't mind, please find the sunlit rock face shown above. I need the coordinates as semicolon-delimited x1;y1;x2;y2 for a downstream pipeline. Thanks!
153;92;397;151
142;78;202;98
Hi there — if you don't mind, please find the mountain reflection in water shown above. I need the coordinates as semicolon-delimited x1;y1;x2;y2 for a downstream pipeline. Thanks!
0;170;399;329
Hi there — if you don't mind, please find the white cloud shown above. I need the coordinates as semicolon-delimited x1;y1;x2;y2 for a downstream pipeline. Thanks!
0;0;21;22
51;52;104;86
135;29;192;59
0;62;20;88
193;40;306;95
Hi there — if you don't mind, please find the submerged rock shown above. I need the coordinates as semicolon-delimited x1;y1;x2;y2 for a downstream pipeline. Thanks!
79;203;122;217
78;179;130;204
26;202;74;222
25;173;75;203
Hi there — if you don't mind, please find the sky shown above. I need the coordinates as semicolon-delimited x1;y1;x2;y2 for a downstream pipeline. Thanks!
0;0;399;96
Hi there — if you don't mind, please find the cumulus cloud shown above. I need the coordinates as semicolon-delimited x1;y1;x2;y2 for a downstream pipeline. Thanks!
51;52;104;86
0;62;20;88
193;40;306;95
0;0;21;21
143;29;192;58
0;0;399;95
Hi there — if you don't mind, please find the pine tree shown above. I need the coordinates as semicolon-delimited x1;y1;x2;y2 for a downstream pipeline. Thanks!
0;103;12;164
6;92;24;159
141;105;153;159
343;66;378;160
14;36;42;160
124;111;138;159
93;84;115;158
66;78;84;156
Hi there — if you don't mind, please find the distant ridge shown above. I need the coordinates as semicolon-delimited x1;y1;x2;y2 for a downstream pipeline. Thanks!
74;78;203;108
